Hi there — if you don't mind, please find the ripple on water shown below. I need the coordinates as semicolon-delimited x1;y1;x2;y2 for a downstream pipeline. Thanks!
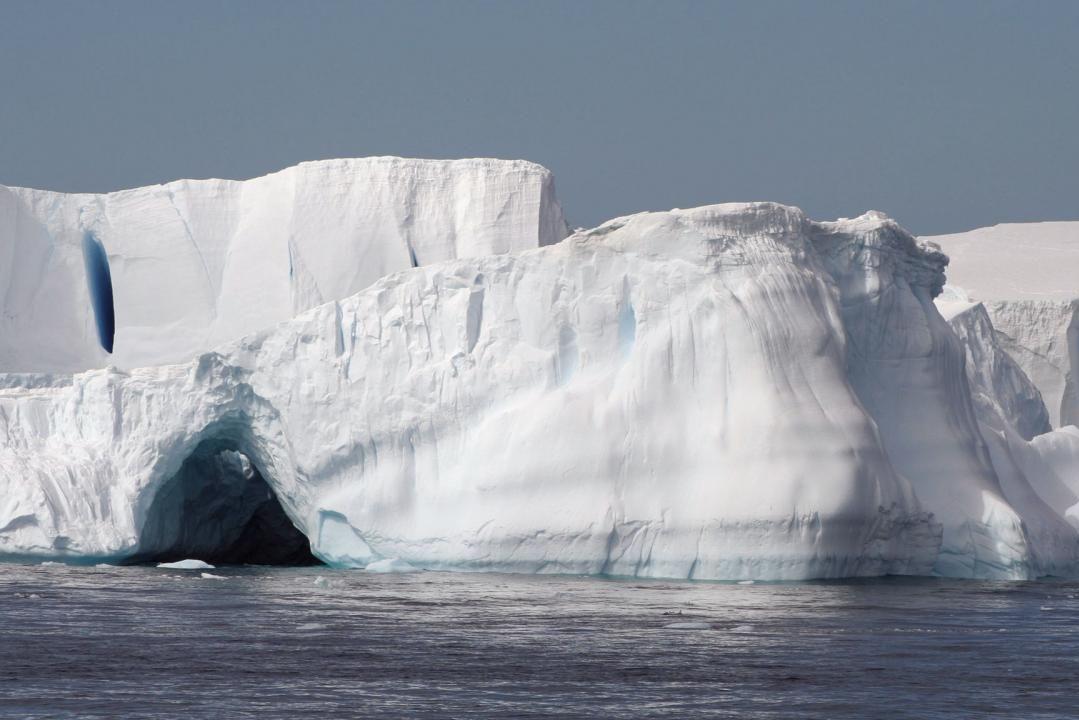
1;567;1077;719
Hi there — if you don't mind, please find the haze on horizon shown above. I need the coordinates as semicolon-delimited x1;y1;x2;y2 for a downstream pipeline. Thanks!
0;0;1076;235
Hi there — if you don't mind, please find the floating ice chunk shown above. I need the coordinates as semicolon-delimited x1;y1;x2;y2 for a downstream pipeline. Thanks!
296;622;327;631
365;558;420;573
157;559;215;570
313;576;331;588
729;624;755;633
39;561;63;567
200;572;227;579
737;580;755;585
663;621;711;630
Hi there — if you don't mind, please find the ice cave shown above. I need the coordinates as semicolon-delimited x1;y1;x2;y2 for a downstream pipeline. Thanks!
128;438;321;567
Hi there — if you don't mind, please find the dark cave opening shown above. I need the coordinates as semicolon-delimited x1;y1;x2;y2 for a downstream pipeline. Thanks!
82;232;115;354
129;441;323;566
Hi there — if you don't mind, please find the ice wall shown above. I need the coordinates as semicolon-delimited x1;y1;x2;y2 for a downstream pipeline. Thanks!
0;157;569;373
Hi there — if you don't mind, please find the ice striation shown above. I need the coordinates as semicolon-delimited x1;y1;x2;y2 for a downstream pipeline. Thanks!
1;161;1077;580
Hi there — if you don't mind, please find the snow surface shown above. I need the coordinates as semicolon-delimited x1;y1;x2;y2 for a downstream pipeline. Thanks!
1;160;1077;580
0;157;568;374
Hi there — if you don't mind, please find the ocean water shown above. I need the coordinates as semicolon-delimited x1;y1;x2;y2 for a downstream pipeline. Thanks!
1;565;1077;719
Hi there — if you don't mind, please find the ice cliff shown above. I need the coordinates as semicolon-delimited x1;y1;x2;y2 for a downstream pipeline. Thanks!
1;161;1076;580
0;157;568;373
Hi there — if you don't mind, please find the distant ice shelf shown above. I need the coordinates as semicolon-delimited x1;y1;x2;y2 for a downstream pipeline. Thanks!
924;222;1079;428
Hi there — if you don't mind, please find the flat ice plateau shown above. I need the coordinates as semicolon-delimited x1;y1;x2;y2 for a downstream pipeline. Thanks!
1;158;1077;581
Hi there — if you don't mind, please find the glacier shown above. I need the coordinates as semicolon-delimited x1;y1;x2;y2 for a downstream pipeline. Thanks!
1;159;1077;581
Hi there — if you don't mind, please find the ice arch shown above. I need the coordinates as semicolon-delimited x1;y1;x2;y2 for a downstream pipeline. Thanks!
129;433;321;566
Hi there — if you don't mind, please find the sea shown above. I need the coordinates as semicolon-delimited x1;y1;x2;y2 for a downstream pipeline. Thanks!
1;564;1077;719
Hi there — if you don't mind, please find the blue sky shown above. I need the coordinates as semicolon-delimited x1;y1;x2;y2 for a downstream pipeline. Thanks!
1;0;1076;233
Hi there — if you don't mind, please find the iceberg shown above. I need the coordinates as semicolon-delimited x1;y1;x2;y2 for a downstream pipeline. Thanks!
0;160;1076;580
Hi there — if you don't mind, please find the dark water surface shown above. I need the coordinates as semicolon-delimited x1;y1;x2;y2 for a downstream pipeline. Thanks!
1;565;1077;718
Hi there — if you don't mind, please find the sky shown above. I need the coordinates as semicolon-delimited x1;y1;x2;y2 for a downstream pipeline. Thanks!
1;0;1076;235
